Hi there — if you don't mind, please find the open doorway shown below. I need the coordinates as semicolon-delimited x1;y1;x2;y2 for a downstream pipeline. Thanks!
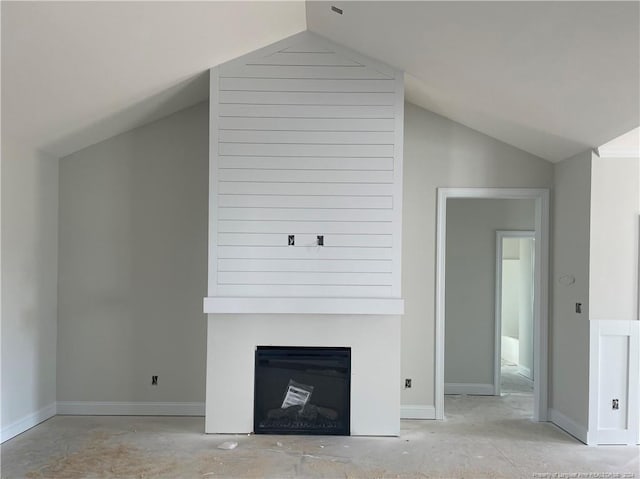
495;231;535;398
435;188;549;422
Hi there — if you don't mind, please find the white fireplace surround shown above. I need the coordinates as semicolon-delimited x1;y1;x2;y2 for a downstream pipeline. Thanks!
204;32;404;437
206;314;401;436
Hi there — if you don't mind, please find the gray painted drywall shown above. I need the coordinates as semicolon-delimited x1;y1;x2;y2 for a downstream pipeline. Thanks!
401;102;554;407
55;100;553;411
1;138;58;437
550;150;592;428
444;199;535;386
57;102;208;403
589;157;639;321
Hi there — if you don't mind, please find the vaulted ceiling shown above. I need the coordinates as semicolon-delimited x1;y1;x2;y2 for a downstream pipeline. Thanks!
2;1;638;161
1;1;307;157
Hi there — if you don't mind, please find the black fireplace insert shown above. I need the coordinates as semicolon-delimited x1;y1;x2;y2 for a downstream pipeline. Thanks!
254;346;351;435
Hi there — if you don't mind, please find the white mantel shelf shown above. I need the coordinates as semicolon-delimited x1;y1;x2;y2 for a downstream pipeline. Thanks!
203;297;405;315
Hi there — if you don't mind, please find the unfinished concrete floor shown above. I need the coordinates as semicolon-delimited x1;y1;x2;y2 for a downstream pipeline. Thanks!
2;393;638;479
500;362;533;395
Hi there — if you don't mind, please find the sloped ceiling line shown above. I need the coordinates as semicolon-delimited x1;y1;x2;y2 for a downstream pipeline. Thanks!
2;1;638;162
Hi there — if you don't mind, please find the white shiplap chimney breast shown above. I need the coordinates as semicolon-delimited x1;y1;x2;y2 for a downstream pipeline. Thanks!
204;31;404;314
204;31;403;437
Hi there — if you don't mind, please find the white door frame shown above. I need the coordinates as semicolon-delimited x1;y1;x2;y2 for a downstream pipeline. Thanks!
494;230;535;396
435;188;549;421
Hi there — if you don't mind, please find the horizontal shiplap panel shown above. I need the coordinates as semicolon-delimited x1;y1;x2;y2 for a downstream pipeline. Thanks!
218;194;392;209
311;235;392;247
219;65;392;80
219;143;394;158
217;246;393;260
247;52;360;67
218;129;395;145
280;41;332;54
217;169;393;184
217;182;393;196
219;91;394;106
217;233;393;247
218;207;393;222
219;78;396;93
218;258;392;273
218;117;394;132
216;284;393;297
218;220;392;235
211;34;403;301
218;271;392;286
218;104;394;119
218;156;393;171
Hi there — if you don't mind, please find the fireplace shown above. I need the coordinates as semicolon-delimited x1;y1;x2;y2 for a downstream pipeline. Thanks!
206;315;400;435
205;31;404;437
254;346;351;435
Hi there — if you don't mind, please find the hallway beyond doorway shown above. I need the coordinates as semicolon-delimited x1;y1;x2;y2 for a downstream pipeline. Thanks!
501;360;534;395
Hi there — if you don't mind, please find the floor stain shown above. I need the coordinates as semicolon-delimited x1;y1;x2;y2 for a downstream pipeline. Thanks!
25;431;178;479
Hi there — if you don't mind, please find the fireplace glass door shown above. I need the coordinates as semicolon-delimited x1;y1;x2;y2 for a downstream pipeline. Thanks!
254;346;351;435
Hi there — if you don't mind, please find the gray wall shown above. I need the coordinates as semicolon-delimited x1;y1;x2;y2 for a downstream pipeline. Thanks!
57;103;208;404
1;138;58;439
589;156;639;321
550;150;592;428
401;102;554;407
444;199;535;387
55;100;554;411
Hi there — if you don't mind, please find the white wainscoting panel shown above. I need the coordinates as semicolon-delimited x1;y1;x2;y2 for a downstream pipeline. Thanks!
588;319;639;445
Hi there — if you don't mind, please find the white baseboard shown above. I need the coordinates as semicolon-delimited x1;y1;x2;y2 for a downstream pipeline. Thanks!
517;366;533;380
549;408;588;444
57;401;205;416
445;383;494;396
1;402;57;443
401;404;436;419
